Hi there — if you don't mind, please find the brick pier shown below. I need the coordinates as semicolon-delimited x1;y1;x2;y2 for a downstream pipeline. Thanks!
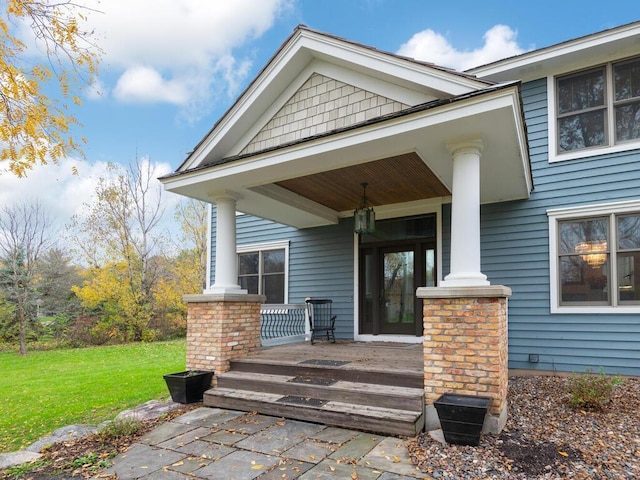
183;293;265;385
416;286;511;433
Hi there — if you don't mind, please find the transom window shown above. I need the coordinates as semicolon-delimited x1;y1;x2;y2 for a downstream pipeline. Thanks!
549;201;640;312
237;242;288;303
556;56;640;154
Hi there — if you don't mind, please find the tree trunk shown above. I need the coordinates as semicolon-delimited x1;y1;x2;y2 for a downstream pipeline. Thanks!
18;308;27;355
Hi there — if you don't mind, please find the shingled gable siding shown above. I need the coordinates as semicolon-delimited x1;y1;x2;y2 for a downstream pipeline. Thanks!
240;73;409;155
210;207;355;338
479;78;640;376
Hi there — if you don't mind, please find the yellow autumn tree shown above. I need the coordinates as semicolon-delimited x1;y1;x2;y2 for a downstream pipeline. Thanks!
0;0;100;177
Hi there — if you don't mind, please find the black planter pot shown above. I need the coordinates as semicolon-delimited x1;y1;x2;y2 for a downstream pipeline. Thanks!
434;393;491;446
163;370;214;404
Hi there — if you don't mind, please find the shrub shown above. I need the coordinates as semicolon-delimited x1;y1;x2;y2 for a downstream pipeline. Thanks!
95;418;142;443
566;368;624;410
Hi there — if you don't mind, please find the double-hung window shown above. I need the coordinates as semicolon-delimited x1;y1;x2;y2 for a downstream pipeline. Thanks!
237;241;288;303
549;201;640;312
553;56;640;160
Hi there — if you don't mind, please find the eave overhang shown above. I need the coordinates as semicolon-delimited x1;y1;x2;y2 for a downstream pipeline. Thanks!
468;21;640;82
160;83;532;229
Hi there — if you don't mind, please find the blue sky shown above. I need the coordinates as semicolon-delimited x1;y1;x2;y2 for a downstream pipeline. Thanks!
1;0;638;230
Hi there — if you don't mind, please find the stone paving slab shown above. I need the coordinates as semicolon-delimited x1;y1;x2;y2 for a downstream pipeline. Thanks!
139;421;199;446
173;407;246;428
235;419;325;455
201;429;249;446
101;443;185;480
309;426;361;444
164;455;212;475
138;468;188;479
192;449;280;480
329;432;384;462
217;413;283;435
155;426;211;451
283;438;338;463
254;458;314;479
298;458;382;480
172;438;234;458
377;472;425;480
359;437;423;478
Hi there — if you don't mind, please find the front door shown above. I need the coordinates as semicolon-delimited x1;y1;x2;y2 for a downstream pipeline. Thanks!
359;214;436;336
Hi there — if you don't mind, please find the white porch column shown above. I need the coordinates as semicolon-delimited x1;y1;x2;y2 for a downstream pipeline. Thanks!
205;194;247;294
441;138;489;287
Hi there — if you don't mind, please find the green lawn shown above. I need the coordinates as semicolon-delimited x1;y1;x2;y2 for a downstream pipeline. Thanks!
0;340;186;453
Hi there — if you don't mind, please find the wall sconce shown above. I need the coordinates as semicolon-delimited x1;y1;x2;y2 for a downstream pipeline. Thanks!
575;241;607;268
354;182;375;234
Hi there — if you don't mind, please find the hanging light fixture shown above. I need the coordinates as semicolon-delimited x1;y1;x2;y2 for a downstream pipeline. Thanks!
575;241;608;267
354;182;375;234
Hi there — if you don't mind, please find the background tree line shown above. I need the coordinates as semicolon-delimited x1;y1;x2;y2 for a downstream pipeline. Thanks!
0;160;208;354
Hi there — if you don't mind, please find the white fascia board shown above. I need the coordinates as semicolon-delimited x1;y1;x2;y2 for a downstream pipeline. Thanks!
180;32;312;172
301;31;488;95
469;22;640;81
164;87;523;193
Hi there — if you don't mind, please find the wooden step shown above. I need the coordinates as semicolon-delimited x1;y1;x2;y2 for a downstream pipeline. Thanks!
204;387;424;437
229;357;423;389
217;371;424;411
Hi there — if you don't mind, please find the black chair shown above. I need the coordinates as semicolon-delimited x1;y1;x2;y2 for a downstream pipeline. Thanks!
305;298;336;344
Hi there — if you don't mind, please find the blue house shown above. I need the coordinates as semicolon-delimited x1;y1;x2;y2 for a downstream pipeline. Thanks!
161;20;640;398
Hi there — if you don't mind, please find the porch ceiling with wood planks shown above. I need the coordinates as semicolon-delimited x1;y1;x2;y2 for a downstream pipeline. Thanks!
276;152;450;212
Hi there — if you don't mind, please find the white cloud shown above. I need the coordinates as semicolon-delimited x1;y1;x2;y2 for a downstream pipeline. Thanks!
397;24;528;71
113;66;189;104
80;0;290;119
0;157;180;247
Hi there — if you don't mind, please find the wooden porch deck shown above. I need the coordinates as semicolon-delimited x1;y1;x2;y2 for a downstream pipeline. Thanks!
241;341;422;380
204;341;426;436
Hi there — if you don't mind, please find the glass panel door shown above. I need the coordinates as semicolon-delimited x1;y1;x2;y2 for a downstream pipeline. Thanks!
381;248;415;334
358;214;437;336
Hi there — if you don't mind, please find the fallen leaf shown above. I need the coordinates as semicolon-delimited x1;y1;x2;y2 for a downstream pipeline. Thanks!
171;461;184;467
251;464;264;470
393;455;400;463
558;451;569;457
351;472;359;479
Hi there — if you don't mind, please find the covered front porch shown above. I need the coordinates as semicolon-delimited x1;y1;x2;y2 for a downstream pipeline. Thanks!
161;26;531;435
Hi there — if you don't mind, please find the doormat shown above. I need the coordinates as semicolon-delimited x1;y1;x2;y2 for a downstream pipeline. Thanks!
298;359;350;367
288;376;337;386
277;395;328;407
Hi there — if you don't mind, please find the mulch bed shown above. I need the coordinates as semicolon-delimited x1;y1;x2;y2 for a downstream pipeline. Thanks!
408;375;640;479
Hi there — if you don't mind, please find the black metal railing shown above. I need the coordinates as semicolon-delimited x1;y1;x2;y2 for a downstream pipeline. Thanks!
260;303;309;346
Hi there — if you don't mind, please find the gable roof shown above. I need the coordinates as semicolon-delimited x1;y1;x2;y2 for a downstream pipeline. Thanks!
176;25;493;173
468;20;640;82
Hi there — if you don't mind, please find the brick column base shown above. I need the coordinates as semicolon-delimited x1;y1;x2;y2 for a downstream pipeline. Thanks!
183;293;265;386
416;285;511;434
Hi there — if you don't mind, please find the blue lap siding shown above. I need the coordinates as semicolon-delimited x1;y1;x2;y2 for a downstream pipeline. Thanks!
481;78;640;375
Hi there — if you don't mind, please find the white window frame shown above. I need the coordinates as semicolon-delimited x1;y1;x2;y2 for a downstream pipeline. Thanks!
237;240;290;303
548;56;640;163
548;199;640;313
